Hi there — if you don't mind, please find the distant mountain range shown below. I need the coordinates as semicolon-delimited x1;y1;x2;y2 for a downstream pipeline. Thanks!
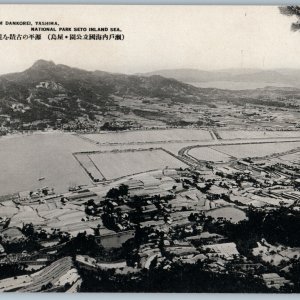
142;68;300;87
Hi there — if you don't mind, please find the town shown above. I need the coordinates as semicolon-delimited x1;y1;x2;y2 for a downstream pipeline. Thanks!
0;130;300;292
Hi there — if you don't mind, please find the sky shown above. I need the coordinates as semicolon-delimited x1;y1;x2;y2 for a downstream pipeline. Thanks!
0;5;299;74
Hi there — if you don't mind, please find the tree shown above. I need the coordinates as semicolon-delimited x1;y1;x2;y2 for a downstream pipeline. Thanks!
22;223;35;238
60;232;104;256
279;6;300;31
64;282;71;291
106;188;120;199
119;184;129;196
0;263;29;279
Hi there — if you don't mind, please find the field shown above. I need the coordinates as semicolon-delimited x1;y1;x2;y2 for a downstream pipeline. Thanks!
188;147;231;162
38;201;96;236
87;141;203;156
211;142;300;158
3;197;98;236
19;257;76;292
75;154;104;182
9;210;45;227
0;206;18;218
253;242;300;267
205;207;247;223
0;256;80;292
83;128;212;145
218;130;300;140
279;152;300;164
88;149;188;180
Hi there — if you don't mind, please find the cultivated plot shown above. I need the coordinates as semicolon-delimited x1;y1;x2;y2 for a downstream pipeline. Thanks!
83;128;212;145
279;152;300;164
188;147;231;162
211;142;300;158
88;141;204;156
88;149;188;180
218;130;300;140
74;154;104;182
205;207;247;223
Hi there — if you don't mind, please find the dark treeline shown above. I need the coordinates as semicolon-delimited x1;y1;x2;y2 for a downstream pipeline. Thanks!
215;207;300;249
79;261;269;293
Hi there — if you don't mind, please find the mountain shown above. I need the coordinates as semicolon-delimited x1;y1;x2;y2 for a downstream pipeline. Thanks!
1;60;300;132
142;68;300;87
141;69;223;83
0;60;213;128
0;60;205;100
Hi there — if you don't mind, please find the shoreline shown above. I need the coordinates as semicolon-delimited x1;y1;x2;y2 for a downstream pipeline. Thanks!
0;129;69;141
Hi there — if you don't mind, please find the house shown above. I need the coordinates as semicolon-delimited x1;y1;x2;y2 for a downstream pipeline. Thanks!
216;166;239;178
261;273;293;290
238;160;251;168
186;232;226;245
66;191;97;201
203;242;240;260
162;168;178;177
140;176;160;190
207;185;228;200
76;255;98;272
140;204;158;220
116;205;134;214
123;179;144;190
295;178;300;188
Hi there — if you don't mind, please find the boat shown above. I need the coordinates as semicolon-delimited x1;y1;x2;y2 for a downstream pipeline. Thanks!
38;177;45;181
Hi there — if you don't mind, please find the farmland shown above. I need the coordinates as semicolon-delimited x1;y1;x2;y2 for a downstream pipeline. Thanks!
87;149;187;180
0;257;80;292
37;200;96;237
279;152;300;164
82;128;212;145
74;154;105;182
218;130;300;140
0;206;18;218
211;142;300;158
188;147;231;162
19;257;78;292
205;207;247;223
85;141;203;156
3;197;98;237
9;209;45;227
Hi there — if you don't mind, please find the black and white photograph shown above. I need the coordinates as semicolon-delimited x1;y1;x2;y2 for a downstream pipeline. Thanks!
0;4;300;293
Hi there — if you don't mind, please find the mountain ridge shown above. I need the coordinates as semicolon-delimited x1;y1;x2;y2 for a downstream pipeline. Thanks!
141;68;300;87
0;60;213;130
